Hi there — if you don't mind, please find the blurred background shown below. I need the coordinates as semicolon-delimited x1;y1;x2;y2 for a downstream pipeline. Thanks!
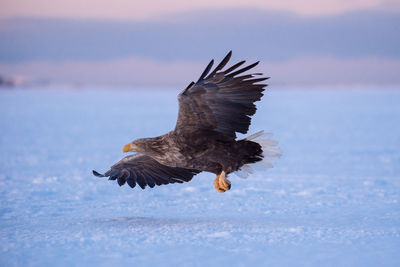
1;0;399;88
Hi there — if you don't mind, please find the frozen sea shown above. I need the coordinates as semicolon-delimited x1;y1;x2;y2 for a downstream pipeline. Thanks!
0;88;399;266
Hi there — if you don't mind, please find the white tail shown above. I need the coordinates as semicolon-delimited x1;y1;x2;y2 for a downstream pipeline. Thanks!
234;130;281;179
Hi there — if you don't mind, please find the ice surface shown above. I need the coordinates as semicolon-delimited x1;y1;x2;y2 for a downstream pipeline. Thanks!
0;88;399;266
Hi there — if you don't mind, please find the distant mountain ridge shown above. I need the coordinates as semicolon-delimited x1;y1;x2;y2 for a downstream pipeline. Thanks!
1;8;399;63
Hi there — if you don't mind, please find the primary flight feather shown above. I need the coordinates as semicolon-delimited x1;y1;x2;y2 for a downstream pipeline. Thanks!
93;51;280;192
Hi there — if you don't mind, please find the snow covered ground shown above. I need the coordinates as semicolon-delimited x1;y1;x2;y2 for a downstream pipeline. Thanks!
0;88;399;266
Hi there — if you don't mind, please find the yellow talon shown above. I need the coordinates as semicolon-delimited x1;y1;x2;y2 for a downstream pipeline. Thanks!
214;171;231;193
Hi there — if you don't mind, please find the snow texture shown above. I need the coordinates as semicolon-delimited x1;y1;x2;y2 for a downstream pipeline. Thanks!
0;88;399;266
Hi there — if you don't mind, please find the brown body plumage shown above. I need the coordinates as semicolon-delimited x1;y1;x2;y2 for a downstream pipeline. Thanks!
93;51;278;192
131;129;263;174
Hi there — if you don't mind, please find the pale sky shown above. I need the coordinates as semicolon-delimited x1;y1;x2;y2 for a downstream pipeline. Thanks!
0;0;398;20
2;56;400;87
1;0;399;86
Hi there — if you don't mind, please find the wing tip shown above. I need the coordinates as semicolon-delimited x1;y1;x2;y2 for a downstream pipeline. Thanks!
92;170;105;177
226;61;260;78
182;81;195;95
197;59;214;83
250;61;260;68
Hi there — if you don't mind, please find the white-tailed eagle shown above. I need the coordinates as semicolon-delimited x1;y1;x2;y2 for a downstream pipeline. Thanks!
93;51;280;192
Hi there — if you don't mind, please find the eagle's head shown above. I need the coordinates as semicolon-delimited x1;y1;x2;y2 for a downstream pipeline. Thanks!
122;137;164;154
122;138;147;153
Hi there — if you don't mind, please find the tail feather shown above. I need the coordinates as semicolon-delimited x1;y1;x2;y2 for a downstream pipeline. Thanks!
244;130;267;141
234;130;281;179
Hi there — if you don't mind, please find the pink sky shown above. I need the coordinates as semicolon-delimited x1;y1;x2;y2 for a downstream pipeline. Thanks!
1;0;398;20
2;56;399;87
1;0;399;87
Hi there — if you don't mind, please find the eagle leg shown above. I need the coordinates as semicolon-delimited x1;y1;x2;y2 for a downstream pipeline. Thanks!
214;171;231;193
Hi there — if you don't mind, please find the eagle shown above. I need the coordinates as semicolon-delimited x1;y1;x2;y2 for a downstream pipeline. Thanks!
93;51;280;193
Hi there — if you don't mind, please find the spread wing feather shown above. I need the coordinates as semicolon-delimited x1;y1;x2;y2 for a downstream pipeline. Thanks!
175;51;268;139
93;154;200;190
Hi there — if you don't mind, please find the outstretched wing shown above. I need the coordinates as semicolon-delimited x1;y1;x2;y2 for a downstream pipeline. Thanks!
93;154;200;189
175;51;268;139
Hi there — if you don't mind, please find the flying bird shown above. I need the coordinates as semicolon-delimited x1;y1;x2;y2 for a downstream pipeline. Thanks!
93;51;280;192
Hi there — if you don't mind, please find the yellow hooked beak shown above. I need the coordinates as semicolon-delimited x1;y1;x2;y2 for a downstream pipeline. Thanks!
122;143;138;153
